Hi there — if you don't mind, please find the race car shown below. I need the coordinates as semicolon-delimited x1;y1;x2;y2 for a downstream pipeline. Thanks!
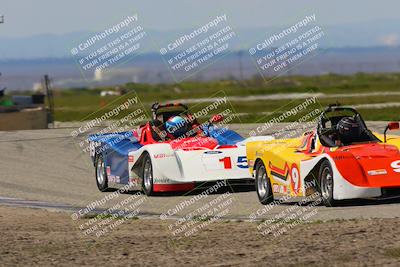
89;102;273;195
246;104;400;206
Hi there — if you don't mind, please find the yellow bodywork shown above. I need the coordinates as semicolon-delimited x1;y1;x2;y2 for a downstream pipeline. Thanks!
247;137;312;197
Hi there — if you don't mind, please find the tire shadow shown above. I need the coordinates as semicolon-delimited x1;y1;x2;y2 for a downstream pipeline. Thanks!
281;195;400;207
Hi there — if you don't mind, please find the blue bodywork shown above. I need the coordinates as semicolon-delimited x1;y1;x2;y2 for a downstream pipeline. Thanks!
206;125;244;145
88;131;142;184
88;125;245;184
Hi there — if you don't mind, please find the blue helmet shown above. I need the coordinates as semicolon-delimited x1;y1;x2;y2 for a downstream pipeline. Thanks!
165;116;188;138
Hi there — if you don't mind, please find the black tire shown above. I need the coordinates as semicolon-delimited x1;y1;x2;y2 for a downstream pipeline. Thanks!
141;153;154;196
318;160;337;207
255;161;274;205
95;153;109;192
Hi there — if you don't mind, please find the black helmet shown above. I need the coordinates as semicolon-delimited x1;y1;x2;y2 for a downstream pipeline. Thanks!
336;116;361;144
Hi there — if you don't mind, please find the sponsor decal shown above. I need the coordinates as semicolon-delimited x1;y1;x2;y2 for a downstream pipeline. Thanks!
128;155;134;162
333;155;346;160
203;150;223;154
153;153;175;159
109;175;120;183
367;169;387;176
272;183;287;194
154;177;175;183
273;184;279;193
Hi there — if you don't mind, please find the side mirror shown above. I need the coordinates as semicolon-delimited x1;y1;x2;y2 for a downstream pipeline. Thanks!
384;122;399;142
209;114;224;124
388;122;399;130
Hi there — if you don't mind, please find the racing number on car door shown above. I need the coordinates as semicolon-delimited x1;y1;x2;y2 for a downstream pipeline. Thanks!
219;157;232;169
237;156;248;168
203;154;248;170
289;164;301;195
391;160;400;173
218;156;248;169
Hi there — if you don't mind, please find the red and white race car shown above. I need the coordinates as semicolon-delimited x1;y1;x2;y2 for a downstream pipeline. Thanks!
89;102;273;195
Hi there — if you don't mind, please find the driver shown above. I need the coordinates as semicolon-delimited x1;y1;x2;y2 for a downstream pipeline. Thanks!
150;120;168;141
336;116;361;145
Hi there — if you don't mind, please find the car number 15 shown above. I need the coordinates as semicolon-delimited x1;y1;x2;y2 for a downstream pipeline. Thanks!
219;156;248;169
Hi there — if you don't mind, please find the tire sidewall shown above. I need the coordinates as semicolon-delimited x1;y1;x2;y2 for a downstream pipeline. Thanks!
255;161;273;205
142;154;154;196
318;160;335;206
95;153;108;191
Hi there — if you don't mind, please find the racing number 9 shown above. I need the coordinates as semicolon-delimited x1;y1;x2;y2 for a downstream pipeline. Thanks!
391;160;400;173
219;156;248;169
290;164;301;195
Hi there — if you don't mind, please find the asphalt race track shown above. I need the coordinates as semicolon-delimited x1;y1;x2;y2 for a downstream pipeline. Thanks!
1;122;400;221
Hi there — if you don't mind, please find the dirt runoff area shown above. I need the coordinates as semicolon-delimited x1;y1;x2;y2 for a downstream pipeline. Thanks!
1;206;400;267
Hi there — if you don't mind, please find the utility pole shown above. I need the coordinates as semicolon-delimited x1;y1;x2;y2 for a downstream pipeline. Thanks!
43;75;55;127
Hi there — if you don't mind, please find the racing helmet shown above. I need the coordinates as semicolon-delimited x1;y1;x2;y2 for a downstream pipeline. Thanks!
336;116;361;144
165;115;188;138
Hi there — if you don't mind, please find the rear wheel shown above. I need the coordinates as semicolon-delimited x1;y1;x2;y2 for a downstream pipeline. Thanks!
318;160;336;207
142;153;154;196
95;154;109;192
255;161;273;205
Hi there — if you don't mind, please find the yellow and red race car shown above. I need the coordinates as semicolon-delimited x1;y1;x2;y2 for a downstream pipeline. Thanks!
246;104;400;207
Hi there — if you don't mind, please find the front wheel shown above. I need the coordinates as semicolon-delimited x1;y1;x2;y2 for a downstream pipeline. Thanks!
95;154;109;192
255;161;273;205
318;160;337;207
142;153;154;196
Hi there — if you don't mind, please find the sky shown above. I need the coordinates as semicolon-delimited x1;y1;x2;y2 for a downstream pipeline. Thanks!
1;0;400;38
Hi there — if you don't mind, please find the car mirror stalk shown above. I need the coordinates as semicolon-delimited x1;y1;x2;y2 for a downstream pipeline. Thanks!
384;122;399;142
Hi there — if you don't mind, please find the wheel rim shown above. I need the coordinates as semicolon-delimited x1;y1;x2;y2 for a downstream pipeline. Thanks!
96;157;105;185
321;167;333;200
143;159;152;190
257;165;268;198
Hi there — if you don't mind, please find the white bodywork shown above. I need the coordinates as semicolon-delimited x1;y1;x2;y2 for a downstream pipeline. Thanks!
128;136;274;187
